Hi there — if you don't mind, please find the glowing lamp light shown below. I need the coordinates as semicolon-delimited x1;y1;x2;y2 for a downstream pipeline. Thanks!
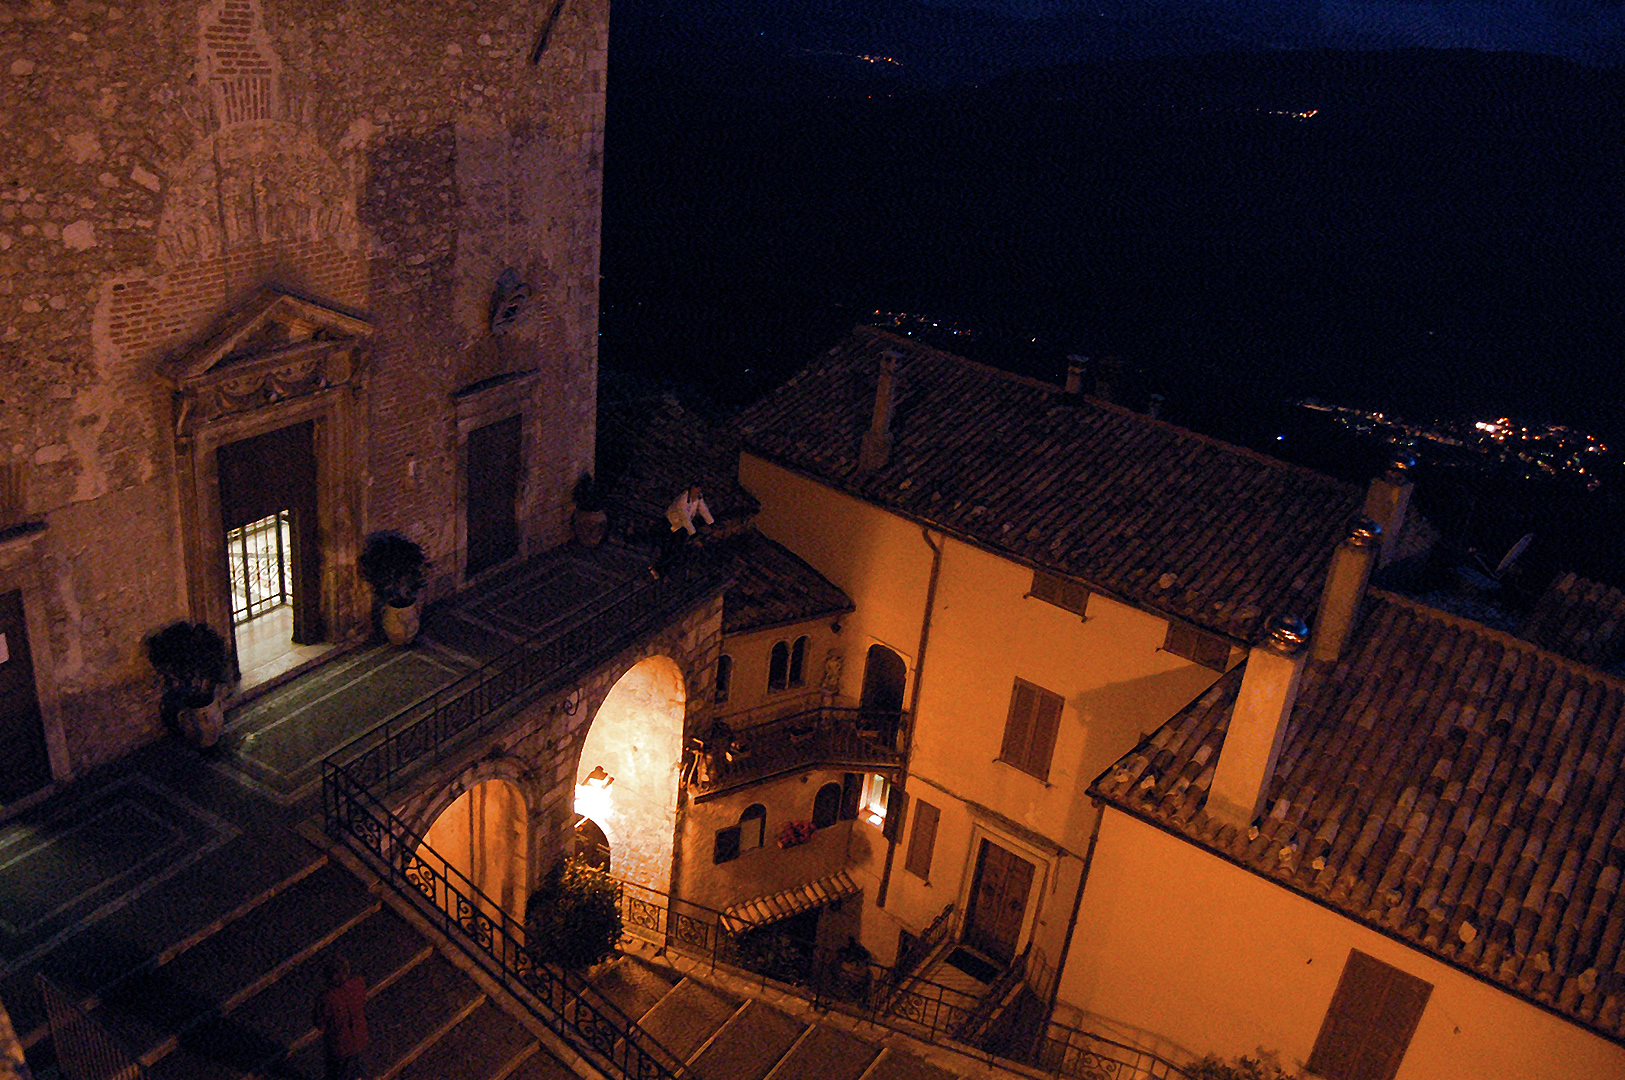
574;765;615;821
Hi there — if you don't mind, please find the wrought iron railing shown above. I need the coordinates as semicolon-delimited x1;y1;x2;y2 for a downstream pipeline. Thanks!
1028;1023;1191;1080
331;555;727;795
35;972;149;1080
895;901;956;982
322;762;691;1080
689;706;906;796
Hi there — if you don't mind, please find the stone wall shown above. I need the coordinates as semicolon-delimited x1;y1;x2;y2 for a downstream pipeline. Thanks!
0;0;606;778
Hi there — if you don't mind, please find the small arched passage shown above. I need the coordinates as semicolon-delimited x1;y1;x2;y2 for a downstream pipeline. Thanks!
418;777;529;926
859;644;907;746
575;655;686;893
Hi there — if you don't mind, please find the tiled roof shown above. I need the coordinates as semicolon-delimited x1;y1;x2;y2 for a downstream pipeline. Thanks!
1092;589;1625;1042
715;530;854;635
721;869;861;934
738;327;1365;642
597;392;760;536
1523;573;1625;672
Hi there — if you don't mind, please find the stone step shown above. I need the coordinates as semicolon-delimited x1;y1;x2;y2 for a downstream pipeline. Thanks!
763;1023;882;1080
859;1048;961;1080
282;951;483;1080
589;955;678;1025
89;860;377;1059
689;999;806;1080
394;999;541;1080
634;976;740;1063
503;1041;585;1080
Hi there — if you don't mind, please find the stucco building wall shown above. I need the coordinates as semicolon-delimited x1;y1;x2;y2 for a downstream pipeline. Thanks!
1061;810;1625;1080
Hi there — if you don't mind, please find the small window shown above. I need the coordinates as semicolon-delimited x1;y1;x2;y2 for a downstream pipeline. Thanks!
904;800;940;880
715;654;733;704
1164;620;1231;672
713;825;742;864
813;782;844;828
768;641;790;691
1030;571;1089;617
1307;950;1432;1080
860;773;890;828
789;636;808;687
1000;678;1064;782
740;803;767;850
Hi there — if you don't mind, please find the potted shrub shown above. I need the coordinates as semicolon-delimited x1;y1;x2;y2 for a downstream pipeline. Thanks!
144;620;229;748
571;472;609;548
525;858;623;970
358;530;428;645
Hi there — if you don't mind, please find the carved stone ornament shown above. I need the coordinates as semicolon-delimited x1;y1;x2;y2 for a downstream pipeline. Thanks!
163;288;373;436
489;268;531;335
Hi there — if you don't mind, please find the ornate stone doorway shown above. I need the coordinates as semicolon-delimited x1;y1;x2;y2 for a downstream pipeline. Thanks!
164;289;372;684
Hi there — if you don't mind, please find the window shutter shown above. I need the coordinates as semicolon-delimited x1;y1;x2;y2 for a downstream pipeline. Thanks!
713;825;741;864
1002;681;1037;765
840;772;862;820
904;800;940;879
883;785;908;842
1028;690;1062;781
1031;571;1089;617
1306;950;1432;1080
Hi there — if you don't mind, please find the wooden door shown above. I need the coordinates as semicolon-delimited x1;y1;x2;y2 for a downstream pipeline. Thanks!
963;839;1035;963
466;415;521;577
0;590;52;803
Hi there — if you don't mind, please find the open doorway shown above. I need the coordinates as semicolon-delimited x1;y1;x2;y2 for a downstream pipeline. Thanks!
217;423;331;687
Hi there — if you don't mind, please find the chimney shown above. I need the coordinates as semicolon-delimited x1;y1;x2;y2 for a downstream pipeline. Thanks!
1064;356;1087;396
1311;517;1381;663
1362;456;1414;569
858;351;899;472
1207;614;1310;830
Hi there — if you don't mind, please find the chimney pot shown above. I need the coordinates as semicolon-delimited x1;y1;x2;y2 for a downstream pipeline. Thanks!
1207;611;1311;829
1064;356;1087;395
1310;518;1381;663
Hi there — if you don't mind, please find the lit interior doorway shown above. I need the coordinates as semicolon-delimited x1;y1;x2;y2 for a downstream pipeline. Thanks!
574;656;686;893
217;422;330;688
418;778;530;926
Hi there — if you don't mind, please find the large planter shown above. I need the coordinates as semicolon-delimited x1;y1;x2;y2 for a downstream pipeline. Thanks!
381;599;421;646
177;690;224;749
572;508;609;548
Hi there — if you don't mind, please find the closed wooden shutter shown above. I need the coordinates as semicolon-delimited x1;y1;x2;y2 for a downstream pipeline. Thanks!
1306;950;1432;1080
883;785;908;842
904;800;940;879
1001;678;1063;781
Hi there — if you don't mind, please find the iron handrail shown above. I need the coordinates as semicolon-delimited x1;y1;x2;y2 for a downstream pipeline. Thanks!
322;760;692;1080
35;972;149;1080
330;555;727;795
1028;1021;1192;1080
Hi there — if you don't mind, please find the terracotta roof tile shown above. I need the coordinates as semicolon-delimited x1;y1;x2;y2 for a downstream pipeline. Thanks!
713;530;854;636
739;327;1365;642
1091;590;1625;1044
1524;573;1625;671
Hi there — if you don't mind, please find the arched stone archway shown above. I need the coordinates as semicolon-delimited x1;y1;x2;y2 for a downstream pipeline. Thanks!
574;655;685;893
418;776;529;925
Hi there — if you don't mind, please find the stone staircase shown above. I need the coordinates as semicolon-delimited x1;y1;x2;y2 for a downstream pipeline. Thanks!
30;852;572;1080
589;955;966;1080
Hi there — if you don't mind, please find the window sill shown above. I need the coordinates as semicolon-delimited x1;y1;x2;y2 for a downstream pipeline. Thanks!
995;757;1052;787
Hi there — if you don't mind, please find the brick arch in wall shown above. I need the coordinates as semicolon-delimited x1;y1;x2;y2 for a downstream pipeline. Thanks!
569;654;687;895
398;753;543;927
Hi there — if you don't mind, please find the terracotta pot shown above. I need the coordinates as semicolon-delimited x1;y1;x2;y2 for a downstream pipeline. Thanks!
381;599;421;645
572;508;609;547
177;691;224;749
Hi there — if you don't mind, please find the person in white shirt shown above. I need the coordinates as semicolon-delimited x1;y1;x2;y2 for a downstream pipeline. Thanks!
652;483;713;577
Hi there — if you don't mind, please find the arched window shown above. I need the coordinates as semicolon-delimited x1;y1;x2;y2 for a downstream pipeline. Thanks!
715;654;733;704
768;641;790;691
812;782;843;829
789;636;808;687
741;803;767;850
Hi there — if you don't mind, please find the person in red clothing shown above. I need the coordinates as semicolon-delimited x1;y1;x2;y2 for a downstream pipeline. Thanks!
313;955;369;1080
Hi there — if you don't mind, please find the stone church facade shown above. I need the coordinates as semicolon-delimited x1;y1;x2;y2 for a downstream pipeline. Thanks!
0;0;608;799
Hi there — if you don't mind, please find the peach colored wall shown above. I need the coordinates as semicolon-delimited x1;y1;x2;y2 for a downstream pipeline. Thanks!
716;618;841;720
1060;811;1625;1080
740;455;934;708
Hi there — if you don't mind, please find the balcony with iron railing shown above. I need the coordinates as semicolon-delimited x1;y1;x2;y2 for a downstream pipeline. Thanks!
686;703;906;798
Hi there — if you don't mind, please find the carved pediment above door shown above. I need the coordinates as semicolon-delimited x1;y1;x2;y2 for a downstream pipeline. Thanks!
162;288;374;437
